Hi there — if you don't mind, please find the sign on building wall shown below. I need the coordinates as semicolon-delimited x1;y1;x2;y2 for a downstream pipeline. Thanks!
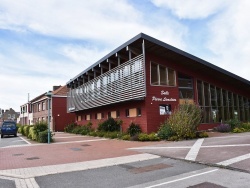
159;104;171;115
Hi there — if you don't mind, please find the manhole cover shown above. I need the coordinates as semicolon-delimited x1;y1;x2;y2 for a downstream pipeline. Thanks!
187;182;226;188
70;148;82;151
26;157;40;160
13;153;24;156
120;163;172;174
81;144;90;147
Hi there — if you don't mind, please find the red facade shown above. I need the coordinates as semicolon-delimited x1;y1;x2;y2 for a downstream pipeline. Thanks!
68;33;250;133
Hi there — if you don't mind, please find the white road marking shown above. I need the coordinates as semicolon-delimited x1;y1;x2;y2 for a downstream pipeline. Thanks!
145;168;218;188
128;146;192;150
54;136;86;139
2;138;107;148
185;138;204;161
217;153;250;166
19;136;31;144
129;143;250;150
202;144;250;148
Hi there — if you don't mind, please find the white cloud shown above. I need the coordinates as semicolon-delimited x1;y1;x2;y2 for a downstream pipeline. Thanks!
1;0;249;112
151;0;228;19
206;0;250;80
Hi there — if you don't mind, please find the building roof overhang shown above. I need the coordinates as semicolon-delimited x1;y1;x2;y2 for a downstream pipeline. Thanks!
67;33;250;95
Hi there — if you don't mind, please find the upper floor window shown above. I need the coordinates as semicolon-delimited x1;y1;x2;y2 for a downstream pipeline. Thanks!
42;102;45;111
38;103;41;112
151;62;176;86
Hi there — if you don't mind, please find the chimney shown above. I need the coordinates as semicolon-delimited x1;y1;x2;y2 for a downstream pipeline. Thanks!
53;85;61;91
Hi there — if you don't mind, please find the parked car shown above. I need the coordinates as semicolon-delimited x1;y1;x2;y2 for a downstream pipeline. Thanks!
0;121;17;138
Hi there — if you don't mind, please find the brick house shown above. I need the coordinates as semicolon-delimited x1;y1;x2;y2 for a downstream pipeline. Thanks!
66;33;250;133
1;108;20;122
31;85;75;131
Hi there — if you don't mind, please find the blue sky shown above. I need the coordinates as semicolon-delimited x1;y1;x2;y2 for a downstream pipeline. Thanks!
1;0;250;112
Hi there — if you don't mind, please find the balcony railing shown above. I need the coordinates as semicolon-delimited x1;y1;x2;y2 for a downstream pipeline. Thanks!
67;54;146;112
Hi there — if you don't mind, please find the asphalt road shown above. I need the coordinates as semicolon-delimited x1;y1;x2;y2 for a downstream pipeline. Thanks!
0;134;28;148
35;157;250;188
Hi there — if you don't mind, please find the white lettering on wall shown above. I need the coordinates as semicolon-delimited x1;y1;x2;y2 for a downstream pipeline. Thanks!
161;90;169;95
152;96;176;102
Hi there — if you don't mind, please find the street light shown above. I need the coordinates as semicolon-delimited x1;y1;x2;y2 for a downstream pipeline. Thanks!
45;91;53;144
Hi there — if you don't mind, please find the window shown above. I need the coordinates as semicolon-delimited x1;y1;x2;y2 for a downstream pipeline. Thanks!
137;108;141;116
126;108;141;117
77;115;82;121
178;74;193;99
151;62;176;86
42;102;45;111
38;103;41;111
96;113;103;120
85;114;91;121
108;111;119;118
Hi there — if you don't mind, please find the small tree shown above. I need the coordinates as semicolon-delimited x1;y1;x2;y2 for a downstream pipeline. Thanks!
167;103;202;139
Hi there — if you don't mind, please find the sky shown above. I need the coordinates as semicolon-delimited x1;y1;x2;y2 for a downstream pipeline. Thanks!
0;0;250;112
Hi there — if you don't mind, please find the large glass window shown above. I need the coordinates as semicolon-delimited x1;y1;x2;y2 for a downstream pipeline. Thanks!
151;63;158;85
197;80;250;123
150;62;176;86
178;74;193;99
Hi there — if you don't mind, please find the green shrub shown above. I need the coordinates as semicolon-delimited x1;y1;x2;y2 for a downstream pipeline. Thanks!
104;131;119;139
232;127;246;133
167;103;202;139
38;130;53;143
96;131;105;137
157;121;174;140
197;132;209;138
226;119;242;129
64;122;77;133
241;122;250;131
127;122;142;136
23;125;31;136
88;131;98;137
98;118;121;132
138;133;148;141
18;126;24;134
28;126;35;139
138;133;160;141
33;121;48;138
121;134;130;140
148;133;160;141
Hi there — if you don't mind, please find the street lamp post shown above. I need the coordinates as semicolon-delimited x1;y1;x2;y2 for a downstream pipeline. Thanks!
45;91;53;144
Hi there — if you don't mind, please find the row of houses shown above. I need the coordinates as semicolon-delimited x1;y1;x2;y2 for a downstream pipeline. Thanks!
19;85;74;132
17;33;250;133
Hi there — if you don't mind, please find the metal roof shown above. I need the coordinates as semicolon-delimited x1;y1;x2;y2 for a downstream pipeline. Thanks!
67;33;250;94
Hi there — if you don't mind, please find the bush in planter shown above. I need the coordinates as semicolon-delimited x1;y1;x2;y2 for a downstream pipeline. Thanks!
226;118;242;129
28;127;35;140
215;124;231;132
38;130;53;143
98;118;121;132
104;131;120;139
241;122;250;131
157;121;174;140
138;133;160;141
121;134;130;140
167;103;202;139
33;121;48;139
64;122;77;133
232;127;246;133
23;125;31;136
18;125;24;134
127;122;142;136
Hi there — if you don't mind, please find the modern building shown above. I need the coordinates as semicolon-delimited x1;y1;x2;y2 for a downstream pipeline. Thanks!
66;33;250;133
30;85;75;131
